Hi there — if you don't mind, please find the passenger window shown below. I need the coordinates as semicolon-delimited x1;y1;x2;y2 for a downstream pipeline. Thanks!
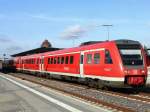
48;58;51;64
70;56;74;64
54;57;57;64
80;55;83;64
86;54;92;64
94;53;100;64
51;58;53;64
105;50;113;64
57;57;60;64
61;57;64;64
36;59;39;64
65;56;69;64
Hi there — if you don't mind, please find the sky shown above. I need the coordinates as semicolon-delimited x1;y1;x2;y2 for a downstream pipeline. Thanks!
0;0;150;58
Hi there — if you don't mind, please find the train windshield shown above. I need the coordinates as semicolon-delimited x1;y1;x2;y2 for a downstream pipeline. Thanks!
118;45;143;66
147;50;150;56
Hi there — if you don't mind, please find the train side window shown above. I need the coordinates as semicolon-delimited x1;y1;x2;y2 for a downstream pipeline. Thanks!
65;56;69;64
54;57;57;64
48;58;51;64
37;59;39;64
105;50;113;64
51;58;53;64
61;57;64;64
80;55;83;64
86;54;92;64
70;56;74;64
94;53;100;64
57;57;60;64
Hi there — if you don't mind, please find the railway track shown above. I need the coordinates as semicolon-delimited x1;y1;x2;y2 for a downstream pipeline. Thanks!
6;72;150;112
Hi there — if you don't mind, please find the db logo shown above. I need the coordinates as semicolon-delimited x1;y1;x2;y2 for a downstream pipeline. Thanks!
64;67;69;71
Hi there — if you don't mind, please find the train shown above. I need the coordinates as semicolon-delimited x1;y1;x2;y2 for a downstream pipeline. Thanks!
13;39;148;88
145;48;150;85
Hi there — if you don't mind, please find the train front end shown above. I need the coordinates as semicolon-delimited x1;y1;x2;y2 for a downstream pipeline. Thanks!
116;40;147;87
145;49;150;86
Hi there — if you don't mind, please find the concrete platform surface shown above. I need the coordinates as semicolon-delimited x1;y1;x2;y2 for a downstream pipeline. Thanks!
0;73;111;112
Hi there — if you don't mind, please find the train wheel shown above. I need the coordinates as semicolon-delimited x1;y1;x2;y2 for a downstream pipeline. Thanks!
87;79;97;88
97;80;104;89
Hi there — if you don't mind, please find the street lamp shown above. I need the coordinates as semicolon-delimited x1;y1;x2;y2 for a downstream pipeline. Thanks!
3;54;6;62
102;24;113;41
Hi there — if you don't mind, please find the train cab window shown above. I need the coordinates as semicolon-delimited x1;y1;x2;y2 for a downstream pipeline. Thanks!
61;57;64;64
54;57;57;64
65;56;69;64
94;53;100;64
105;50;113;64
86;54;92;64
70;56;74;64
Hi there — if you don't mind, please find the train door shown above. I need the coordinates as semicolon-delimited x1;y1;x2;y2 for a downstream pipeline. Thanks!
42;56;44;71
39;56;44;72
19;57;22;70
146;49;150;85
39;58;42;72
22;59;24;70
80;52;84;77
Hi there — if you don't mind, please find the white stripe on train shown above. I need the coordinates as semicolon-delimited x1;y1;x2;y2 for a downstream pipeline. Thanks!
16;68;124;82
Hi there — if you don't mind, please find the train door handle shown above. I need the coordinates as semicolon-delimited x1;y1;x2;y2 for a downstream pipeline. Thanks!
104;68;112;71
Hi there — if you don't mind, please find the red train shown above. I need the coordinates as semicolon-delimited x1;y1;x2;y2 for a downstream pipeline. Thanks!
145;48;150;85
13;39;147;88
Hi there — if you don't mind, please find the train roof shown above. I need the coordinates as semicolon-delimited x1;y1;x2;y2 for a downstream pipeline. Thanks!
13;39;142;58
115;39;141;45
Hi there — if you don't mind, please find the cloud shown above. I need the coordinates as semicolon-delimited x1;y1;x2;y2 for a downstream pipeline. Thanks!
30;14;84;22
60;25;88;40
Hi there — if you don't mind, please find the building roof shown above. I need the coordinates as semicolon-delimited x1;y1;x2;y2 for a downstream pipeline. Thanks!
11;47;61;57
